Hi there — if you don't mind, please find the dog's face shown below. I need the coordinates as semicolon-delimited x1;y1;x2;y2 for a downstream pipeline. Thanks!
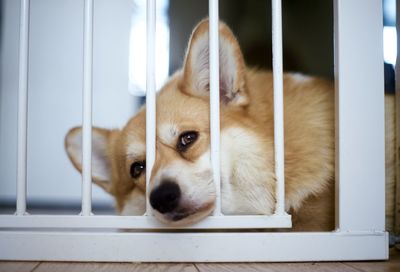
146;86;215;224
65;20;252;225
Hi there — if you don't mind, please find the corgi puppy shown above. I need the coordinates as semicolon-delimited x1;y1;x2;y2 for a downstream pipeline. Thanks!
65;20;395;231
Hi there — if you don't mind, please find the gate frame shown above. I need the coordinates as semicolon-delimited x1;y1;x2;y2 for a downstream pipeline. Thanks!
0;0;388;262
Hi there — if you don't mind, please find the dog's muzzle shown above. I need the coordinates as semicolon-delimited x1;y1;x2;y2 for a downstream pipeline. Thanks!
150;180;215;224
150;180;181;214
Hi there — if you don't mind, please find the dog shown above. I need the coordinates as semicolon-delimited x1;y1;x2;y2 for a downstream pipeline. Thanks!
65;19;396;231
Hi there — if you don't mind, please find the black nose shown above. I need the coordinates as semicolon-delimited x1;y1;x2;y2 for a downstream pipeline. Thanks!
150;181;181;214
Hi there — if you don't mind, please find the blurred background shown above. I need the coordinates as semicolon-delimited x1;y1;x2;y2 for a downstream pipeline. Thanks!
0;0;396;214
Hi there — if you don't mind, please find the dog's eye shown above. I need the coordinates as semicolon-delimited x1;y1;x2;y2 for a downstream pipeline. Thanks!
177;131;198;152
130;161;146;179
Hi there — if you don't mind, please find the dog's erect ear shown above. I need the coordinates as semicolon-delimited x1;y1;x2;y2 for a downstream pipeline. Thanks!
65;127;113;194
181;19;248;106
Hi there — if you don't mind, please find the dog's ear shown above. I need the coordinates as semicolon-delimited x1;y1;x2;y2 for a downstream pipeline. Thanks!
65;126;114;194
181;19;248;106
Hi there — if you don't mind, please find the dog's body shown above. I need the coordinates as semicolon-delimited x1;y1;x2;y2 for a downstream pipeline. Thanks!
66;20;395;231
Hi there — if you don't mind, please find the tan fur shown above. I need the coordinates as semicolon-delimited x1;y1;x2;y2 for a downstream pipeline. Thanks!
65;19;395;231
385;94;396;232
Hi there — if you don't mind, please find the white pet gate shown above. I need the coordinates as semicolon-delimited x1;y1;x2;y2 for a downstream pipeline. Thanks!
0;0;387;262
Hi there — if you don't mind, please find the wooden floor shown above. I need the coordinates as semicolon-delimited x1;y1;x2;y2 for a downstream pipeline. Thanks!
1;248;399;272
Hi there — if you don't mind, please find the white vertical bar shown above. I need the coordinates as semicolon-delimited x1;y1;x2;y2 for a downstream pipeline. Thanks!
334;0;385;231
81;0;94;216
272;0;285;215
16;0;30;216
395;0;400;234
209;0;221;215
146;0;156;215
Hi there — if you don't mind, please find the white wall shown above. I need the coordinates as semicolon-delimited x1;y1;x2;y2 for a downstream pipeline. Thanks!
0;0;141;207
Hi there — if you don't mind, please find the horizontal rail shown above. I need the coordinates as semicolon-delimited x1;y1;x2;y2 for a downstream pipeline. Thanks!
0;231;388;261
0;214;291;229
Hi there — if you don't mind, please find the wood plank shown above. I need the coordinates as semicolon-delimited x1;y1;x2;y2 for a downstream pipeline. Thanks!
0;262;39;272
196;262;360;272
4;260;400;272
131;263;198;272
343;248;400;272
267;263;361;272
197;263;273;272
34;262;198;272
33;262;139;272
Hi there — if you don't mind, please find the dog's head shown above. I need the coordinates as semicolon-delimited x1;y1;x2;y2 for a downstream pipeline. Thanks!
65;20;253;225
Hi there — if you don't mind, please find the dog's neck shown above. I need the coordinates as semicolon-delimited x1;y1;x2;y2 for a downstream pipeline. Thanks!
220;126;276;215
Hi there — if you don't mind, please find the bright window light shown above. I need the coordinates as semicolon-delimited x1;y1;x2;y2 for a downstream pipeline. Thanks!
383;26;397;66
129;0;169;96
